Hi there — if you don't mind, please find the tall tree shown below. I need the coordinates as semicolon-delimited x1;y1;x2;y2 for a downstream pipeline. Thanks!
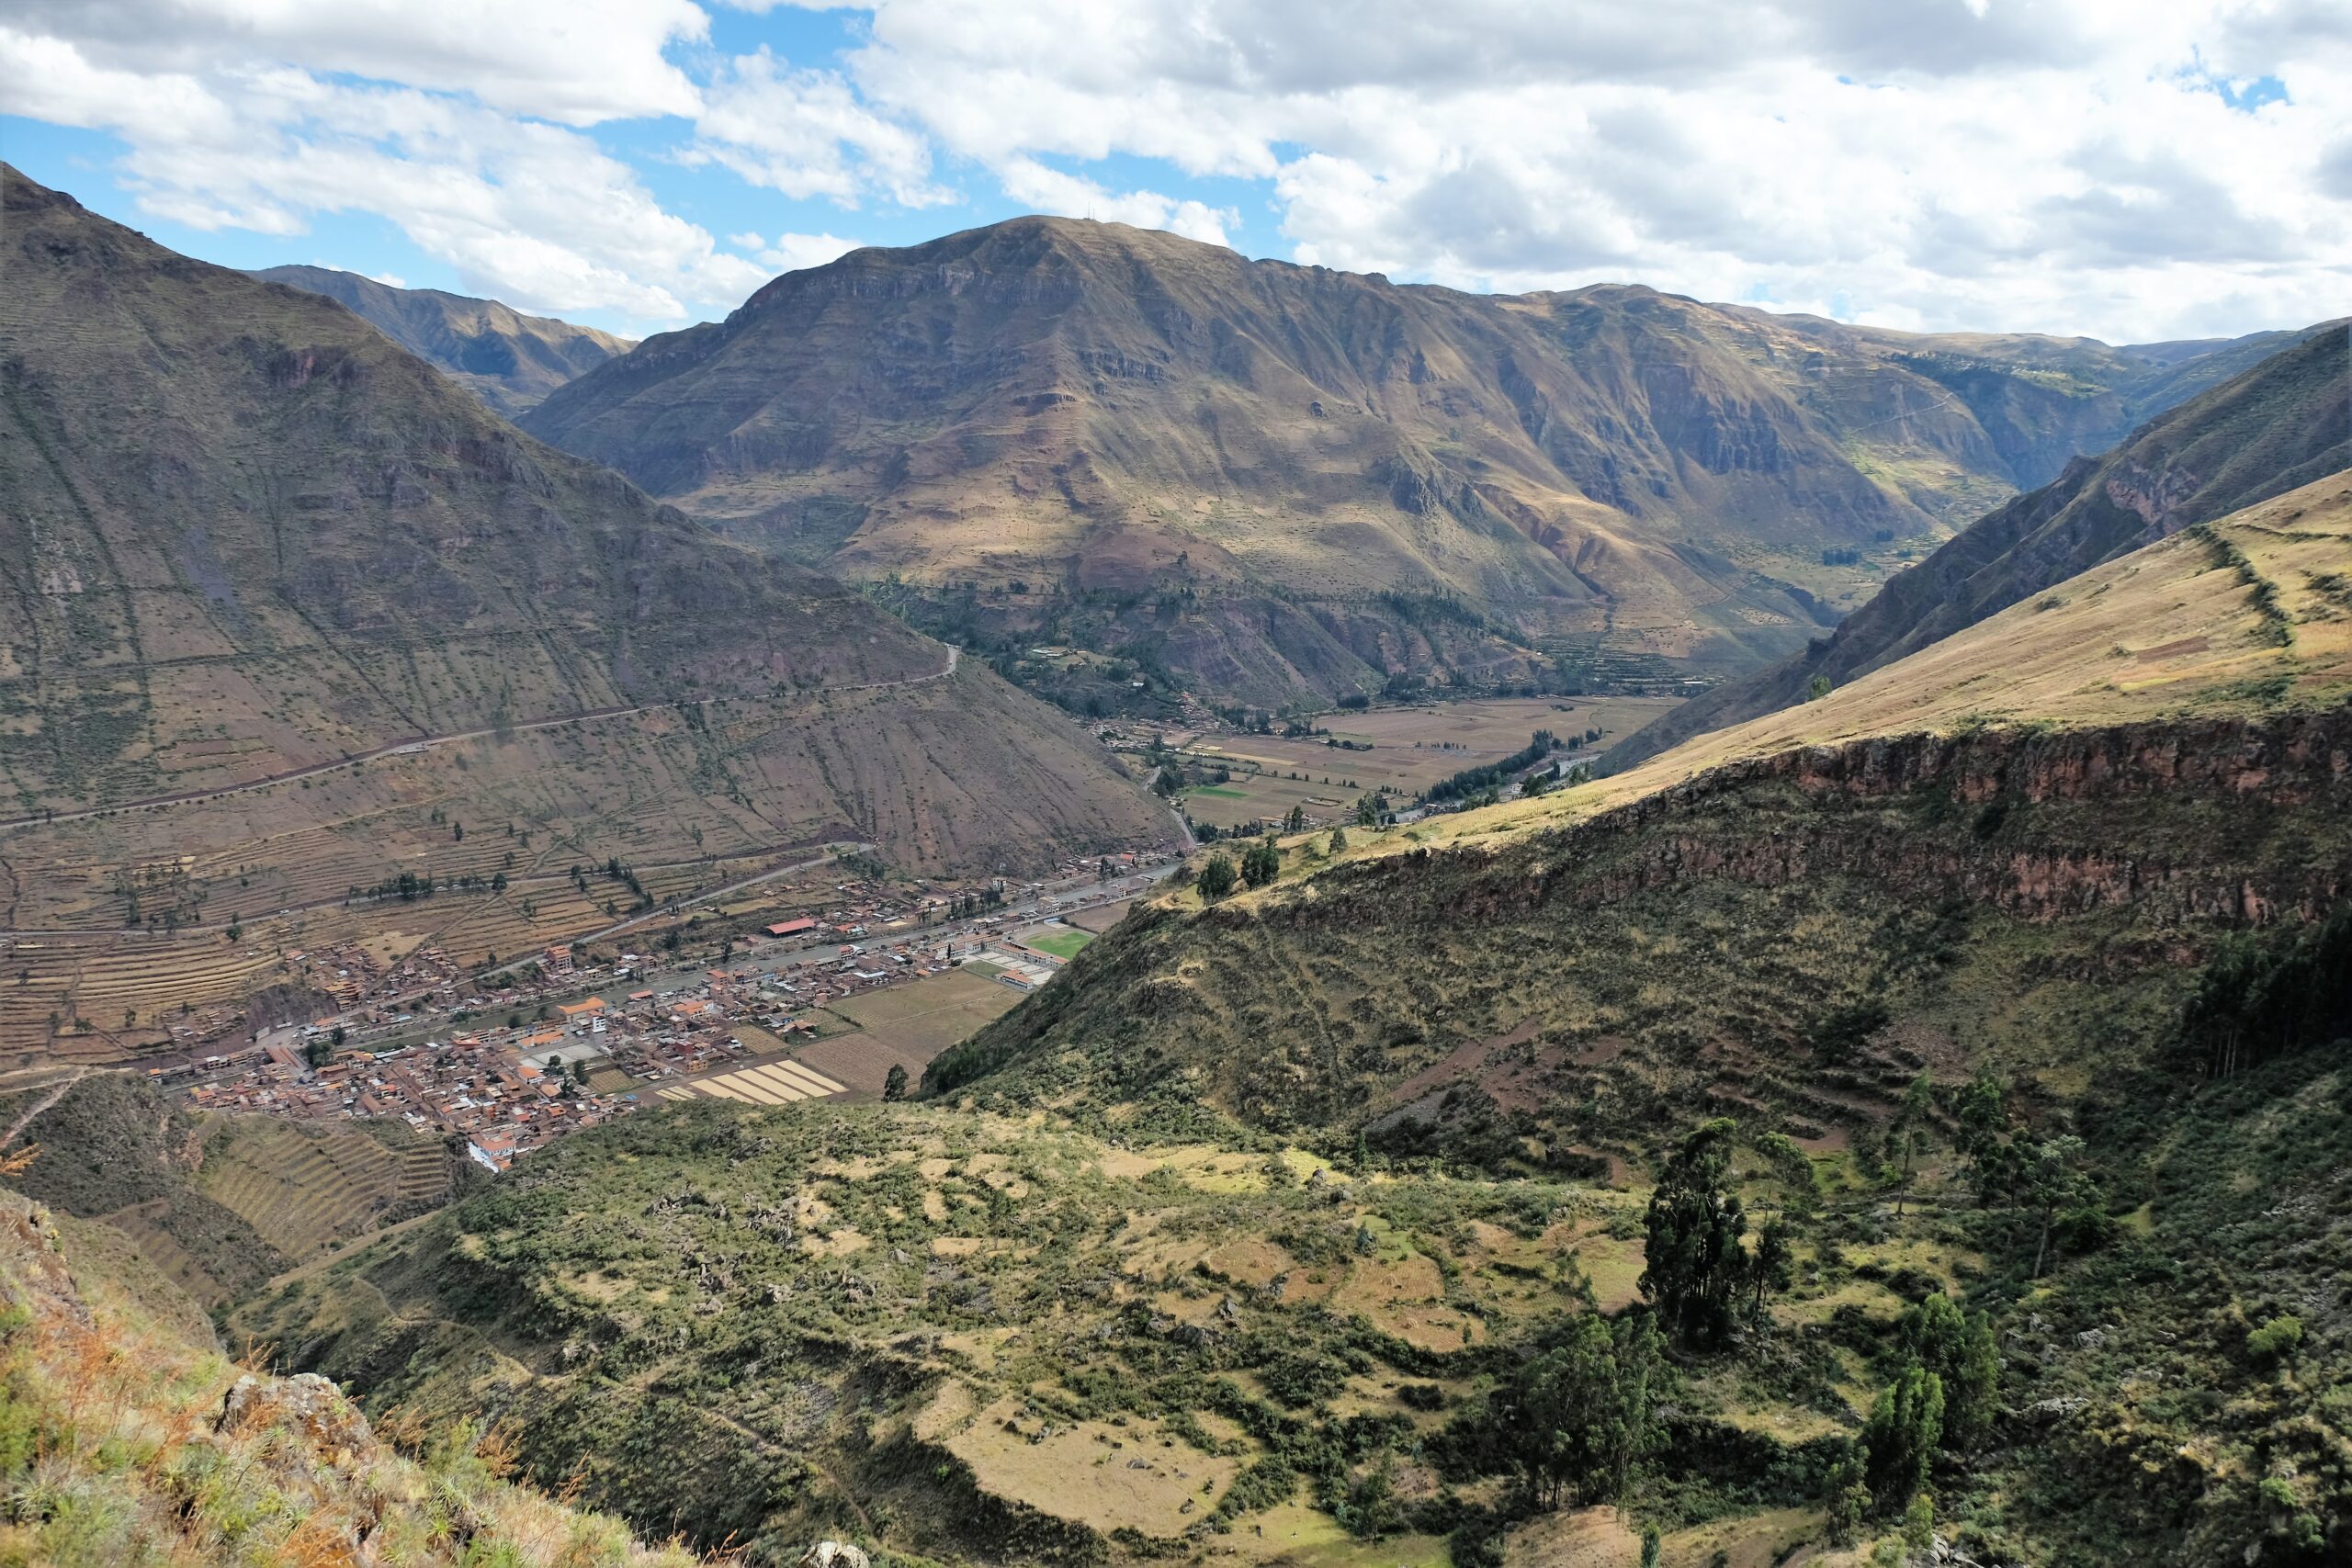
883;1063;909;1101
1900;1295;2001;1450
1510;1314;1663;1510
1862;1363;1945;1511
1196;853;1238;900
1641;1119;1752;1348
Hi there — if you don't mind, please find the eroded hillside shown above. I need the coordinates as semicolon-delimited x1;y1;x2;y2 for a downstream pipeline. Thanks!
0;165;1181;1065
524;217;2294;705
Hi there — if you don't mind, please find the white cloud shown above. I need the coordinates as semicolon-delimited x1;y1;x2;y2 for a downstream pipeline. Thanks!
686;47;946;207
822;0;2352;341
0;27;766;322
6;0;707;124
5;0;2349;341
730;229;865;274
995;158;1237;246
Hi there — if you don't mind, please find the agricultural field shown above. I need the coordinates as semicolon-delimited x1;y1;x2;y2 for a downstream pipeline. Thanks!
194;1115;457;1261
1175;695;1681;829
781;966;1028;1094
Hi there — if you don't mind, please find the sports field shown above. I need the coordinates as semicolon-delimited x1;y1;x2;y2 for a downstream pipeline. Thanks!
1021;928;1094;960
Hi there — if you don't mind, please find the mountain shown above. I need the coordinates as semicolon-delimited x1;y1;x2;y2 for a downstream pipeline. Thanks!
521;216;2290;707
250;264;632;417
1605;322;2352;770
0;165;1180;1066
223;475;2352;1568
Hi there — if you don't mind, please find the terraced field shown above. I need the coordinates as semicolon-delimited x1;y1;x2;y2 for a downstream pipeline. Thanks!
195;1118;457;1258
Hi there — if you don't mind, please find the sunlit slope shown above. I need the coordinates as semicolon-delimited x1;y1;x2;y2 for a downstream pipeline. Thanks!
1608;323;2351;769
1419;466;2352;850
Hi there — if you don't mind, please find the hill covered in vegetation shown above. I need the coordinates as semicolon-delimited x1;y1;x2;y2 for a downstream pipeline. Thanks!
0;1182;717;1566
220;468;2352;1565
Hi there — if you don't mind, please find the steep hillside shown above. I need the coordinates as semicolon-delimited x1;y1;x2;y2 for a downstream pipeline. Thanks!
0;1187;716;1567
252;264;633;416
0;165;1180;1063
941;468;2352;1117
1607;323;2351;769
0;1068;470;1303
524;216;2289;705
232;477;2352;1568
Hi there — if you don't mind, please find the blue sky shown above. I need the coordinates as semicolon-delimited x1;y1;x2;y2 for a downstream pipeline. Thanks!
3;1;2345;343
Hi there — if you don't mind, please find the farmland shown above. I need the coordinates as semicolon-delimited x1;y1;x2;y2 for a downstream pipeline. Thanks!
796;967;1029;1093
1173;694;1681;829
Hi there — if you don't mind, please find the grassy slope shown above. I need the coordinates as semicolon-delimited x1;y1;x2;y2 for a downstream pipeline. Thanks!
223;475;2352;1563
0;1187;707;1567
1609;323;2351;770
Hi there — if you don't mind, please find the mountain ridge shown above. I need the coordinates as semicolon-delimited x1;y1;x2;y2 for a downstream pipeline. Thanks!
249;263;632;417
1605;321;2352;771
523;214;2303;706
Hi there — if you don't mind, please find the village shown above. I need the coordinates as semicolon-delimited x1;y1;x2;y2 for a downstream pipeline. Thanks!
163;850;1180;1171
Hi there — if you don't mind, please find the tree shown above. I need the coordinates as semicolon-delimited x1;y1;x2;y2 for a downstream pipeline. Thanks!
1861;1363;1944;1511
1641;1119;1753;1348
1894;1072;1936;1215
1196;853;1238;900
1328;827;1348;853
1749;1216;1795;1320
883;1063;909;1101
1806;673;1833;701
1355;795;1379;828
1510;1313;1663;1510
2021;1134;2089;1278
1825;1452;1872;1546
1900;1295;2000;1450
1240;837;1281;887
1284;805;1306;832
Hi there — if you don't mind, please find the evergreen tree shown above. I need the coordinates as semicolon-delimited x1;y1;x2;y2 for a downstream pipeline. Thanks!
1749;1216;1796;1319
1196;853;1238;899
1862;1363;1945;1510
1641;1118;1753;1348
1509;1314;1663;1510
883;1063;909;1101
1240;836;1282;887
1328;826;1348;853
1901;1295;2001;1450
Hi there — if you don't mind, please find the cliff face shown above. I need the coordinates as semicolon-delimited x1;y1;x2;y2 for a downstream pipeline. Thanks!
937;705;2352;1128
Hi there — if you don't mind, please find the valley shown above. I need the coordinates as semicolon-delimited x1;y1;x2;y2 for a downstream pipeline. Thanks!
0;118;2347;1568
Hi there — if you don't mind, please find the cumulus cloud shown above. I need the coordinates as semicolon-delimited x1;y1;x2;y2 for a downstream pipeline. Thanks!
687;48;947;207
825;0;2352;340
729;229;866;275
5;0;2349;341
995;158;1238;246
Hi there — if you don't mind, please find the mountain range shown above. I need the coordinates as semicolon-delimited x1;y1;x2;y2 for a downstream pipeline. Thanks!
249;264;633;417
517;216;2308;705
0;164;1177;1066
1608;320;2352;769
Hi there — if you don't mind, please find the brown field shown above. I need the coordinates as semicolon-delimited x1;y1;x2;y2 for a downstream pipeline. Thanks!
1064;898;1133;934
1177;695;1682;829
789;967;1026;1094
